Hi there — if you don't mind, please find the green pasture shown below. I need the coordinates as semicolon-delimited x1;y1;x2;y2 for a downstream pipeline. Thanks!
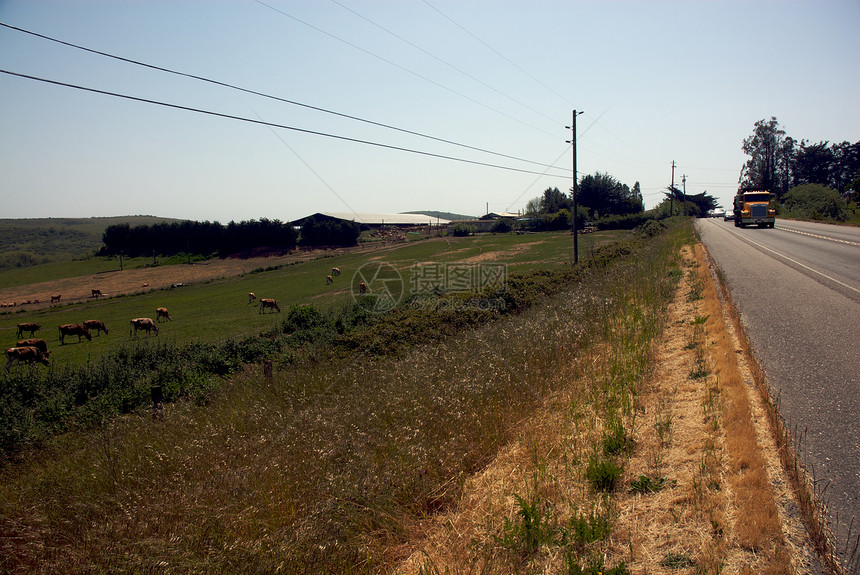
1;230;630;368
0;255;192;290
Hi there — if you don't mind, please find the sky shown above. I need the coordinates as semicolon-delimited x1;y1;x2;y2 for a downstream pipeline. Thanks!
1;0;858;222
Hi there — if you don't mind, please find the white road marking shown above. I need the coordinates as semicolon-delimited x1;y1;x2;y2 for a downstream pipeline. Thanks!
724;226;860;296
775;224;860;246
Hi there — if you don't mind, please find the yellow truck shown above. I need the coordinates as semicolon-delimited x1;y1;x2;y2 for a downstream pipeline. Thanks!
733;188;776;228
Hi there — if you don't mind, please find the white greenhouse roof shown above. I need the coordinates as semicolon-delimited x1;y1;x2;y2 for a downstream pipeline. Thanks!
302;212;451;225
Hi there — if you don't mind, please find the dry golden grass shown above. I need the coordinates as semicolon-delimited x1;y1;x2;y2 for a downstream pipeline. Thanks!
397;241;817;574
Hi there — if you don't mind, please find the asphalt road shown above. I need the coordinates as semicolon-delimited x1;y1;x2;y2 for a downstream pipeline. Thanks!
696;217;860;568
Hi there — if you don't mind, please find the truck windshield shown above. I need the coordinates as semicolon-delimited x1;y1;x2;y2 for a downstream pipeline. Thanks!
745;193;770;203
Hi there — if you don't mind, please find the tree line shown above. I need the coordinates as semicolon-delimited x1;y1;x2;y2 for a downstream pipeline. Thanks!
99;216;364;257
740;117;860;200
100;219;299;257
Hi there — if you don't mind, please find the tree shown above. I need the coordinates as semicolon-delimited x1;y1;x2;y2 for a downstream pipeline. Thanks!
540;187;571;213
578;172;643;218
740;117;794;199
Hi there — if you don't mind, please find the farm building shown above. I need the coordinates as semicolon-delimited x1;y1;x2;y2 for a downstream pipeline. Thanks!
290;212;451;230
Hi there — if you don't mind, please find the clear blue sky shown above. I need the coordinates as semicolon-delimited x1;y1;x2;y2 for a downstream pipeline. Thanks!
1;0;858;222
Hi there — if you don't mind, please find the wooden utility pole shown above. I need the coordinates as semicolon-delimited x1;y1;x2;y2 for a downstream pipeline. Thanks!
681;173;687;215
567;110;583;264
670;160;676;215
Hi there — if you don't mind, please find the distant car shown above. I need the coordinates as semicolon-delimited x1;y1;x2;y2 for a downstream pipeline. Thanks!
711;209;726;219
724;212;733;221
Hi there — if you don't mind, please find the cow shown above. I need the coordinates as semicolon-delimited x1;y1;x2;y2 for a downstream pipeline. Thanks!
16;323;40;338
326;275;334;285
91;289;103;299
83;319;109;336
59;323;92;344
332;267;341;277
130;318;159;337
359;281;368;294
16;338;49;355
259;298;280;314
248;292;257;304
5;346;50;371
156;307;172;322
50;294;61;303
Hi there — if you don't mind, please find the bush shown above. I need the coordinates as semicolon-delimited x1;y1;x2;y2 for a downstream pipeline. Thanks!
490;218;515;233
783;184;847;221
450;223;475;237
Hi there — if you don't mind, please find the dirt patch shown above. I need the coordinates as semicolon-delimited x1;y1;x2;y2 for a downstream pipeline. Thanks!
461;241;547;263
0;246;372;313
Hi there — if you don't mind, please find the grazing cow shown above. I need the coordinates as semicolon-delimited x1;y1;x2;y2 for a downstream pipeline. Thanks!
16;323;40;338
259;298;280;314
248;292;257;304
83;319;109;336
16;338;49;355
359;281;368;294
332;267;341;277
130;318;159;337
59;323;92;344
91;289;103;299
50;294;61;303
156;307;172;322
326;275;334;285
5;346;50;371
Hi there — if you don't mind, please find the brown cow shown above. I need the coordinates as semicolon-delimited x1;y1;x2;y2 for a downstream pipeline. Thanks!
16;338;49;355
83;319;109;336
5;346;50;371
59;324;91;344
50;294;61;303
16;323;40;338
156;307;172;322
248;292;257;304
332;267;341;277
326;275;334;285
359;281;368;294
91;289;103;299
259;298;280;314
130;318;159;337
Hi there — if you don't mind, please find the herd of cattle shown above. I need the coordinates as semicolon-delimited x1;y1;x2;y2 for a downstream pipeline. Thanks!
4;307;173;372
4;266;362;372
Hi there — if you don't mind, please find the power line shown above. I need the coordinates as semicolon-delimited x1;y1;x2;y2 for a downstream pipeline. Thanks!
0;68;571;179
421;0;573;109
251;0;561;140
329;0;559;126
0;21;569;175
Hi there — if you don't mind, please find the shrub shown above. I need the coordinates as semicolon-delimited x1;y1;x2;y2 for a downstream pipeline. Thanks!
585;452;623;492
450;223;475;237
490;218;515;233
783;184;847;221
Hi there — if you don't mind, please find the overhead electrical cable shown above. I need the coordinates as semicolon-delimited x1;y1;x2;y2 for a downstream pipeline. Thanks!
0;69;571;179
329;0;559;126
250;0;560;139
0;21;569;175
421;0;574;109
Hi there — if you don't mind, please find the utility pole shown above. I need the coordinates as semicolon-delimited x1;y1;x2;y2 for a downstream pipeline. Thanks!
567;110;583;264
670;160;676;216
681;174;687;216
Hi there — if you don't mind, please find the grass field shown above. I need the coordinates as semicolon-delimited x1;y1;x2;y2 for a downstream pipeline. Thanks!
1;230;627;368
0;216;181;272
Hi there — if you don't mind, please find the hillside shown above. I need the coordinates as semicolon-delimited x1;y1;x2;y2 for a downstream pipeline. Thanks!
0;215;181;269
